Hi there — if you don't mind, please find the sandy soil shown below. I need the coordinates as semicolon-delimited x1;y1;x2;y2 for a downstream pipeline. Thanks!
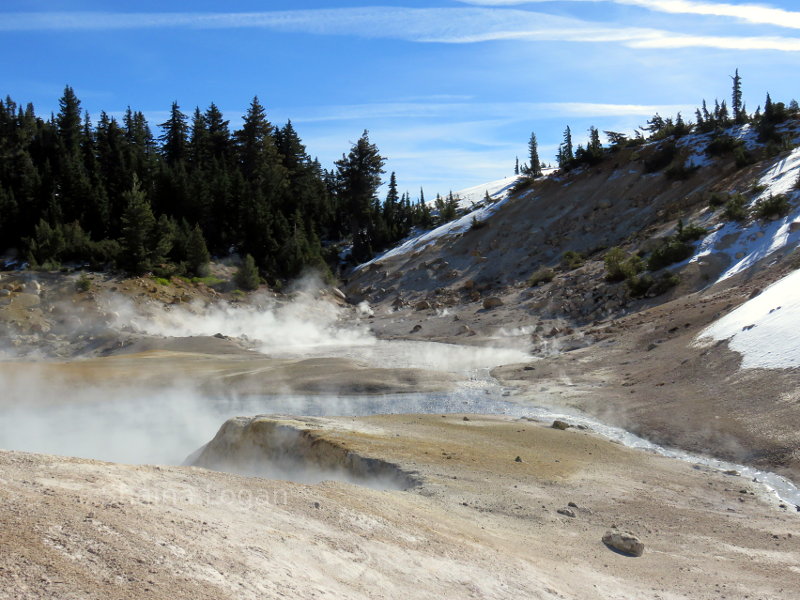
2;414;798;600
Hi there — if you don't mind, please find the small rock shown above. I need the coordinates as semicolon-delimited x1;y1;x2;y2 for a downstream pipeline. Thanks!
557;508;576;518
523;365;536;371
567;501;578;508
415;300;431;311
313;502;321;509
551;420;571;430
331;287;346;300
514;456;523;463
602;531;644;557
411;324;422;333
213;333;229;340
463;416;470;421
723;470;740;476
483;297;503;310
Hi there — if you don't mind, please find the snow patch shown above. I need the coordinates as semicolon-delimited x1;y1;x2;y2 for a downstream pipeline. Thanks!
690;146;800;283
696;269;800;369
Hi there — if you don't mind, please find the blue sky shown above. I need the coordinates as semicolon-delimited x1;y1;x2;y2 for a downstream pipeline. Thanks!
2;0;800;198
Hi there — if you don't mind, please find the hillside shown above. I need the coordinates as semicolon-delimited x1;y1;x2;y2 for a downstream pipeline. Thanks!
345;120;800;480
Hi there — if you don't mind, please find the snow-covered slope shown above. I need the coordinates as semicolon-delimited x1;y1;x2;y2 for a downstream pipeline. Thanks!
359;175;524;268
690;145;800;284
697;268;800;369
438;175;521;212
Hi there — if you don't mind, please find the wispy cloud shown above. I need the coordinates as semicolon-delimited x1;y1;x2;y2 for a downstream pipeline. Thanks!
458;0;800;30
3;7;800;52
284;100;695;123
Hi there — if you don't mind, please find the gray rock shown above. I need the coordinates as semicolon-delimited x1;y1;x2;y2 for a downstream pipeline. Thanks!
551;420;571;430
602;531;644;557
557;508;576;518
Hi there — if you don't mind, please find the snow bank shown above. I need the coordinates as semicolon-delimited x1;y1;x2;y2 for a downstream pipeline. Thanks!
697;268;800;369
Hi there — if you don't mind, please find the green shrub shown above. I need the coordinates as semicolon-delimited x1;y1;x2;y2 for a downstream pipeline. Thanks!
604;247;643;282
734;147;755;169
708;191;729;208
153;276;170;286
528;267;555;286
560;250;584;270
754;194;790;220
647;238;694;271
644;143;676;173
675;220;707;243
750;183;768;195
470;215;487;230
75;274;92;293
626;273;653;297
627;271;680;298
723;194;748;222
705;134;742;157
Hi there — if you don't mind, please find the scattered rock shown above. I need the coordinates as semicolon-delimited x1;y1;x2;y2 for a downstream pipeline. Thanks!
557;508;576;518
551;420;571;430
483;297;503;310
602;531;644;557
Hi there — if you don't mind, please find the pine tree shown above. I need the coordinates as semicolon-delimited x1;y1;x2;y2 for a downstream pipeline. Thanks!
119;176;167;274
186;223;211;277
731;69;745;124
335;130;385;263
158;102;189;166
235;254;260;291
558;126;574;169
514;157;519;176
527;132;543;177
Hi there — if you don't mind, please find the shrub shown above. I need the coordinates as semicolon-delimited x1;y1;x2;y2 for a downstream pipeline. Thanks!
734;147;755;169
751;183;768;195
643;143;676;173
470;215;487;230
754;193;790;220
528;267;555;286
705;134;743;157
708;191;729;208
647;238;694;271
560;250;584;270
153;277;170;286
723;194;748;222
675;220;707;243
604;247;643;282
626;273;653;297
75;274;92;293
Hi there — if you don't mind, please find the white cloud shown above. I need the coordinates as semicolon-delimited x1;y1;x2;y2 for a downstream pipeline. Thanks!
458;0;800;30
3;7;800;51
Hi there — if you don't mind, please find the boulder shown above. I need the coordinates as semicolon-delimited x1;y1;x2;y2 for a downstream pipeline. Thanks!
415;300;431;311
602;531;644;557
551;420;571;430
483;297;503;310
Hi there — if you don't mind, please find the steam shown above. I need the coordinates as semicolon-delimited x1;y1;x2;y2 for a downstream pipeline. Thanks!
100;291;375;353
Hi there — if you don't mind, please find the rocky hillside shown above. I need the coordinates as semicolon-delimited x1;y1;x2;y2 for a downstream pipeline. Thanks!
344;120;800;480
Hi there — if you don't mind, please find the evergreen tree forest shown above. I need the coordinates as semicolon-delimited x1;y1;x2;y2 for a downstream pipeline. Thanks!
0;87;433;281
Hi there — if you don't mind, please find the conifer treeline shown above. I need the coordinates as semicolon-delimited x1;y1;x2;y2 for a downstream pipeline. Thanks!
0;87;433;279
